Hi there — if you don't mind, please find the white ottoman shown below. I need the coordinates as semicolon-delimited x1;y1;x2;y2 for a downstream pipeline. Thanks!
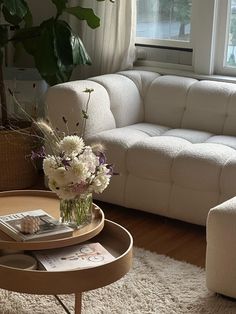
206;196;236;298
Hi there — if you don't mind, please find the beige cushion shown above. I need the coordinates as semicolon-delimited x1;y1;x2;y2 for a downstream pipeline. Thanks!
145;75;197;128
182;80;236;134
90;74;144;128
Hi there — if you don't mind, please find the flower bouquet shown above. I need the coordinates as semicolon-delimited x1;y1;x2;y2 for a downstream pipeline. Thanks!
31;89;113;228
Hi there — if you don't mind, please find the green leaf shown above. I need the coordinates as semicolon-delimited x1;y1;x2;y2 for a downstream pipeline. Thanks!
2;6;22;25
52;0;68;16
53;20;73;66
36;19;91;85
12;18;91;86
2;0;28;25
70;33;91;65
29;19;72;85
65;6;100;29
34;19;59;77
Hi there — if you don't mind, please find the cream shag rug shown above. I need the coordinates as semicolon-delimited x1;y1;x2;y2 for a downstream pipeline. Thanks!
0;247;236;314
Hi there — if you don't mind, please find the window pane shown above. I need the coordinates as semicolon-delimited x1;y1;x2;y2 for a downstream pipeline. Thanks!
226;0;236;67
136;0;192;42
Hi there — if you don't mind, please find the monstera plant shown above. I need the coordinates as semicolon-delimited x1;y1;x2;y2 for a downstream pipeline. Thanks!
0;0;114;128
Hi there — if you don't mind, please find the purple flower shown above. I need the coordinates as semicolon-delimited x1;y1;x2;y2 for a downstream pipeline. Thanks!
31;146;46;160
97;151;106;165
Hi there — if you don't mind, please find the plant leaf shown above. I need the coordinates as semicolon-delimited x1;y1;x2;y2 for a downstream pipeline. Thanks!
71;33;91;65
2;0;29;25
53;20;73;66
52;0;68;16
38;20;91;85
11;18;91;86
34;19;59;77
65;6;100;29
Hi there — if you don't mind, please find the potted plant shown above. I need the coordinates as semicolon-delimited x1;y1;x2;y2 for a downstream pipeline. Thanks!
0;0;114;190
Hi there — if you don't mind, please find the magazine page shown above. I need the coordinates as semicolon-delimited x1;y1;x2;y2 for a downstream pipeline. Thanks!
33;242;115;271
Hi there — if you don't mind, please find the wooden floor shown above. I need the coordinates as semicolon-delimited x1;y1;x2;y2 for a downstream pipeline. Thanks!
97;201;206;268
32;174;207;268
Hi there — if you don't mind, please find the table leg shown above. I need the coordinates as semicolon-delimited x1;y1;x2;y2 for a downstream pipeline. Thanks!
75;292;82;314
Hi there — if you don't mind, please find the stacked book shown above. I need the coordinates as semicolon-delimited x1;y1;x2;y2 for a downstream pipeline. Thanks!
0;209;74;242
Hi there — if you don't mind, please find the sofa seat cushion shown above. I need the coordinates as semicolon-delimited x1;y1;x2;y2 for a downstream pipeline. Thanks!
89;123;236;178
127;136;190;181
126;137;236;225
87;123;169;173
206;135;236;150
89;121;236;225
162;128;213;143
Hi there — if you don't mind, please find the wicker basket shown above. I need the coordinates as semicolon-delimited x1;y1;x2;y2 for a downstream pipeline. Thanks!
0;127;37;191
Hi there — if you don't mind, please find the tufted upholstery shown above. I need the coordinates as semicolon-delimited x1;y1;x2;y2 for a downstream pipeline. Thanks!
45;70;236;226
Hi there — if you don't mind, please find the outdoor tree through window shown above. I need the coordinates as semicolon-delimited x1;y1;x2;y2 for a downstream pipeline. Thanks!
136;0;192;43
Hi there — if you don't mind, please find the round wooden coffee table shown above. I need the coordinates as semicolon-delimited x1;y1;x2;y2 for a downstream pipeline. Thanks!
0;190;133;314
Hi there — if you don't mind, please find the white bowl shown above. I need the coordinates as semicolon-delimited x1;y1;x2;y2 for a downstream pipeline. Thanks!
0;254;37;270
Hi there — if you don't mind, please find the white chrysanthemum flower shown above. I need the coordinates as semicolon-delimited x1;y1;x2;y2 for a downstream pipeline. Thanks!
91;165;111;193
91;174;110;194
52;167;72;185
43;156;58;176
59;135;85;156
48;179;60;193
79;146;99;173
69;159;90;182
48;180;76;200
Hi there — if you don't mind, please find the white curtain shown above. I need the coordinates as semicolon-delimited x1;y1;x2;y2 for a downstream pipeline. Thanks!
69;0;136;79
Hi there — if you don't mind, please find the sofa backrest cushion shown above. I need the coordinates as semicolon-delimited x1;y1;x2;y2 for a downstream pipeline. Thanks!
182;80;236;135
118;70;161;99
90;74;144;128
145;75;197;128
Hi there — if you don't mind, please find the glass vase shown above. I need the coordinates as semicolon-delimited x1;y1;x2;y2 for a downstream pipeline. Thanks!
59;193;93;229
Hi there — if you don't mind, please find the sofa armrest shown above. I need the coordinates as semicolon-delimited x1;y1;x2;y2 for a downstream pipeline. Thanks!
45;80;116;139
207;196;236;245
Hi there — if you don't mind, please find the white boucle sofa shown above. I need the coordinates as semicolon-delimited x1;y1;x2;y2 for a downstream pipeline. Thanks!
45;70;236;226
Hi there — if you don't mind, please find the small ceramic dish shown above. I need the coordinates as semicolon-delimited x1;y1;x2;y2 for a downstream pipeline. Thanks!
0;254;37;270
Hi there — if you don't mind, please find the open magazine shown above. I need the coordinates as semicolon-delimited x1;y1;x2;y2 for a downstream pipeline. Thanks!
0;209;73;242
33;242;115;271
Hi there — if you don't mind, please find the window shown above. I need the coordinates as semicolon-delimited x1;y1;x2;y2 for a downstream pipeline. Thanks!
136;0;236;77
225;0;236;67
136;0;192;48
